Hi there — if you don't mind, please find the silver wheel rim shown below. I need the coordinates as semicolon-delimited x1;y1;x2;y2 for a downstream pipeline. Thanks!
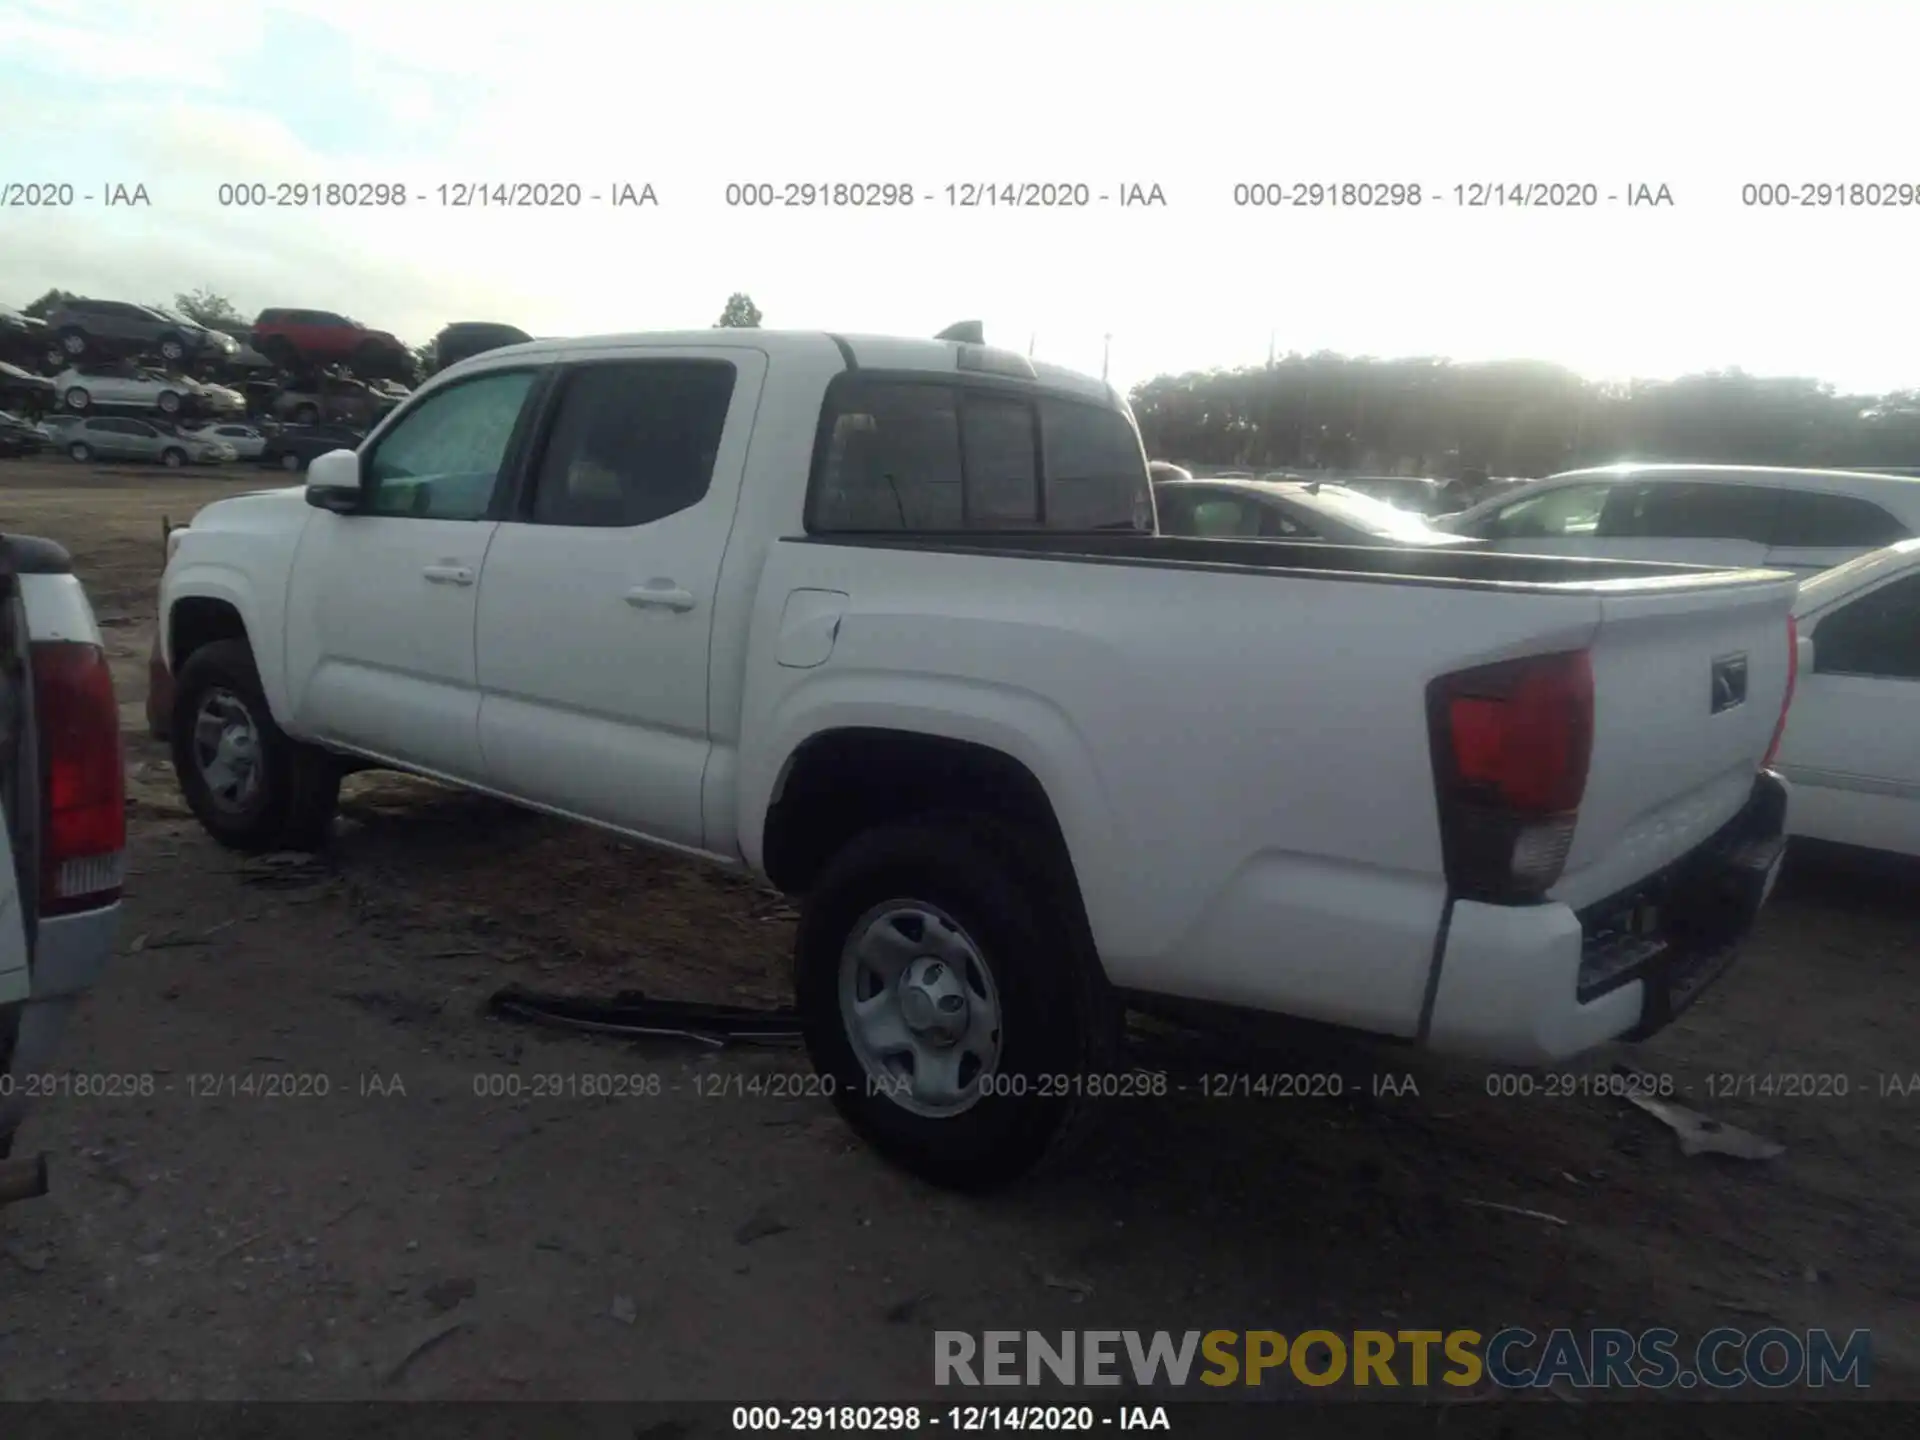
282;452;300;470
192;687;263;813
62;334;83;354
159;393;179;413
838;900;1002;1118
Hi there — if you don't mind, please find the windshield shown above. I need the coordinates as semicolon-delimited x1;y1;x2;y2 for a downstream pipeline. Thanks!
1344;477;1434;510
1292;485;1450;541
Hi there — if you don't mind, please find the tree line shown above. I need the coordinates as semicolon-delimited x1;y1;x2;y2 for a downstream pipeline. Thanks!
1129;354;1920;478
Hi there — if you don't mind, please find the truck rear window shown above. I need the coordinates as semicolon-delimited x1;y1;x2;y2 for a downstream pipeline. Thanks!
809;376;1152;533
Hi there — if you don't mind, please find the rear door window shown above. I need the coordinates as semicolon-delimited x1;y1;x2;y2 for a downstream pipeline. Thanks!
1813;573;1920;680
1601;481;1778;542
1771;490;1910;548
523;360;737;528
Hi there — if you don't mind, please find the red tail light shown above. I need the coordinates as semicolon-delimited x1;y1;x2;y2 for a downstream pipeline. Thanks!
32;641;126;915
1428;650;1595;903
1762;615;1797;770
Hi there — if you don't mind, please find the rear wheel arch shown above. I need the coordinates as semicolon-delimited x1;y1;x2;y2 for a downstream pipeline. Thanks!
761;727;1097;946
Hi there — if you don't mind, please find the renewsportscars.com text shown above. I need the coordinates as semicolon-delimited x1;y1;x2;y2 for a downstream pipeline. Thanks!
935;1328;1872;1391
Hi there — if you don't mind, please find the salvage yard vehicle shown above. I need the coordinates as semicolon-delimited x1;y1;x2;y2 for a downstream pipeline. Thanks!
250;309;408;376
188;421;269;460
1437;464;1920;573
63;417;234;467
53;361;195;417
42;298;239;367
0;534;127;1163
153;328;1798;1189
1154;476;1475;548
261;422;363;472
1774;538;1920;857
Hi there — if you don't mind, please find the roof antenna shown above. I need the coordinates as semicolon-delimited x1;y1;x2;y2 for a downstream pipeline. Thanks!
935;321;984;344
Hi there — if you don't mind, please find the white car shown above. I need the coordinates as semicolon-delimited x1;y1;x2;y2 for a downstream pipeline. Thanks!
1437;464;1920;574
193;381;248;416
1775;538;1920;857
154;327;1795;1188
53;362;196;417
191;421;268;460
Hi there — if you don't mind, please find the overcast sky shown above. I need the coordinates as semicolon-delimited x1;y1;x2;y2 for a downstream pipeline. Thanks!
2;0;1914;395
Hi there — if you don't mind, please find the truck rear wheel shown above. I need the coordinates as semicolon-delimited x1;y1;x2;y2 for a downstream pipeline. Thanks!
795;814;1116;1191
170;638;340;852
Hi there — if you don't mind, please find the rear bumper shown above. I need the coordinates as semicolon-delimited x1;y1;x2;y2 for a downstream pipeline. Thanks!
1;902;121;1136
147;627;173;739
1425;771;1788;1065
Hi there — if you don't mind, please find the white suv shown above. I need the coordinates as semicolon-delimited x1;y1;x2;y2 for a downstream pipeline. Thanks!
1439;464;1920;574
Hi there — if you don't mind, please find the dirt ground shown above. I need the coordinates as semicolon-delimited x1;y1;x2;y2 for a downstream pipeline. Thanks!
0;457;1916;1411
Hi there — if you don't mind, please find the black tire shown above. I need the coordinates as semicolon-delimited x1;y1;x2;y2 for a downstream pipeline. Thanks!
156;390;182;415
64;387;89;411
56;328;86;358
162;448;187;468
795;813;1118;1191
158;334;185;362
67;441;92;462
281;451;303;471
292;403;319;425
170;638;340;852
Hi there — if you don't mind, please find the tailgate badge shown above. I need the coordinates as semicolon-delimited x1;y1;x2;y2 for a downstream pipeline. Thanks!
1711;653;1749;713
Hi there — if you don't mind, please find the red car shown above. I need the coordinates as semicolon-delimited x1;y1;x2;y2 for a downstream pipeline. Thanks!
250;308;407;373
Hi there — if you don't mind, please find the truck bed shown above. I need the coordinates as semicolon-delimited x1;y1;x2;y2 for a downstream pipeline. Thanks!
789;531;1794;594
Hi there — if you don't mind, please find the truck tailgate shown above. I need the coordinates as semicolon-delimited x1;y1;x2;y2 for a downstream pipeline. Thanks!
1553;572;1798;909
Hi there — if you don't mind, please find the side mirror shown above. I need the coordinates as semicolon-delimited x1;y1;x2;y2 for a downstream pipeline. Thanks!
1795;630;1816;674
305;448;363;513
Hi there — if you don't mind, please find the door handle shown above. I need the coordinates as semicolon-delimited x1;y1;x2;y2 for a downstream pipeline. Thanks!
422;564;475;586
625;583;697;613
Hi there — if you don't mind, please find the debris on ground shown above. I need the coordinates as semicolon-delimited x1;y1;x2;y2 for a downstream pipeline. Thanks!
1616;1078;1786;1160
382;1312;471;1386
1460;1198;1569;1227
423;1277;477;1312
236;852;331;888
486;985;802;1046
734;1207;793;1245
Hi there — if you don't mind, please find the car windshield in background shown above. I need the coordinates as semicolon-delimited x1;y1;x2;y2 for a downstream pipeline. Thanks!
1294;485;1449;541
1344;477;1435;511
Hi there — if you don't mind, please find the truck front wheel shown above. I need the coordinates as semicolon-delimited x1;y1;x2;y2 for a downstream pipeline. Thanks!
795;814;1116;1190
169;638;341;852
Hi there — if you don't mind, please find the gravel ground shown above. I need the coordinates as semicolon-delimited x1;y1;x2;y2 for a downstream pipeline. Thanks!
0;458;1915;1414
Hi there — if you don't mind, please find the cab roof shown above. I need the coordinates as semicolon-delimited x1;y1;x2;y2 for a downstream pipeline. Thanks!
457;329;1124;408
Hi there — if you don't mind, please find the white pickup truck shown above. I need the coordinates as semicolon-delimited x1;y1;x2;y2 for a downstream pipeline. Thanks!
1;534;127;1173
152;329;1796;1189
